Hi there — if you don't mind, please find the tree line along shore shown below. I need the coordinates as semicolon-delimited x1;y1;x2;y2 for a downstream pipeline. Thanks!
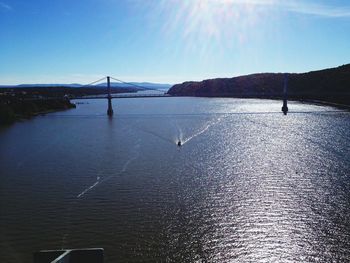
0;96;76;125
168;64;350;107
0;86;139;125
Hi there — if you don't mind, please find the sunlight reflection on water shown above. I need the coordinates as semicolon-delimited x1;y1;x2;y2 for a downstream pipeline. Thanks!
0;98;349;263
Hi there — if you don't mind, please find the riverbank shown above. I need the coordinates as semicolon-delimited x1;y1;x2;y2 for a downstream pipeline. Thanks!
0;97;76;125
298;99;350;111
168;64;350;107
202;95;350;111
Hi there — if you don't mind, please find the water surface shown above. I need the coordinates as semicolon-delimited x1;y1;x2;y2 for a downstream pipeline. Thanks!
1;98;349;262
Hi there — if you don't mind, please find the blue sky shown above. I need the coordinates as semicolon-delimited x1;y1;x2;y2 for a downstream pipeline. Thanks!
0;0;349;84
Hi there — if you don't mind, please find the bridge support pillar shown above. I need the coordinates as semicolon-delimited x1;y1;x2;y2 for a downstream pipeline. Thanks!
107;96;113;116
282;74;288;115
282;98;288;115
107;76;114;116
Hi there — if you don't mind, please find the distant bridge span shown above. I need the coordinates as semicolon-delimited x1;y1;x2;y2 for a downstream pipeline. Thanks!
71;75;289;116
72;76;180;116
73;93;173;100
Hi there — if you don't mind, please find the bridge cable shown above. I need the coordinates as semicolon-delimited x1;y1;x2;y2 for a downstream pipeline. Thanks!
80;77;107;88
109;76;162;92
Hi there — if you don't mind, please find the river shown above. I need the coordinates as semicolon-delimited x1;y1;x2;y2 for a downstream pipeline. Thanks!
0;97;350;262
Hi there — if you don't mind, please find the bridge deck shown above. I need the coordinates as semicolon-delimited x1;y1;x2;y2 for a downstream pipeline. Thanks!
73;94;172;99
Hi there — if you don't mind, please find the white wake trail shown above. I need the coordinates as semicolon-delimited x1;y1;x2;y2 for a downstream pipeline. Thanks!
76;141;141;198
174;120;183;142
77;176;101;198
100;146;140;184
180;115;226;145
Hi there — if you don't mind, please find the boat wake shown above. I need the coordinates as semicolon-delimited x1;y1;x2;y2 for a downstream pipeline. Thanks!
176;115;226;145
76;141;140;198
76;176;101;198
63;141;140;248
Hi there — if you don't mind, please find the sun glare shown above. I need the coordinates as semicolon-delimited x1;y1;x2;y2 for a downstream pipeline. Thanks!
152;0;267;52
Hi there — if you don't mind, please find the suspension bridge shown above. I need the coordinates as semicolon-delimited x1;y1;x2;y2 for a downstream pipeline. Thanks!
72;76;173;116
69;75;290;116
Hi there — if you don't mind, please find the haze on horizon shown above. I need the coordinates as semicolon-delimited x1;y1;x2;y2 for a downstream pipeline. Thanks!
0;0;349;85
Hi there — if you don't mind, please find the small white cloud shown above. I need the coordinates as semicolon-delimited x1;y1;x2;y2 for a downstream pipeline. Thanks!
213;0;350;18
282;1;350;18
0;1;12;10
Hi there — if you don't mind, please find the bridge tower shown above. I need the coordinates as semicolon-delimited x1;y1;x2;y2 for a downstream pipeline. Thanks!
107;76;114;116
282;74;288;115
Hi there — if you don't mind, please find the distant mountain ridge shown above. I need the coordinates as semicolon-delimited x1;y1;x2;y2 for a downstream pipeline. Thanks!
0;83;82;88
96;82;171;90
168;64;350;105
0;82;172;90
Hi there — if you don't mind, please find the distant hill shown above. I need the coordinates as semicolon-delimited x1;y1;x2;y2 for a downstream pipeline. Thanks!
168;64;350;105
96;82;171;90
0;84;83;88
0;82;172;91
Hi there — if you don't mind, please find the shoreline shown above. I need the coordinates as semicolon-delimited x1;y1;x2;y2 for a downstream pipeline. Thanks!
15;107;75;120
298;99;350;111
168;94;350;111
0;98;76;126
